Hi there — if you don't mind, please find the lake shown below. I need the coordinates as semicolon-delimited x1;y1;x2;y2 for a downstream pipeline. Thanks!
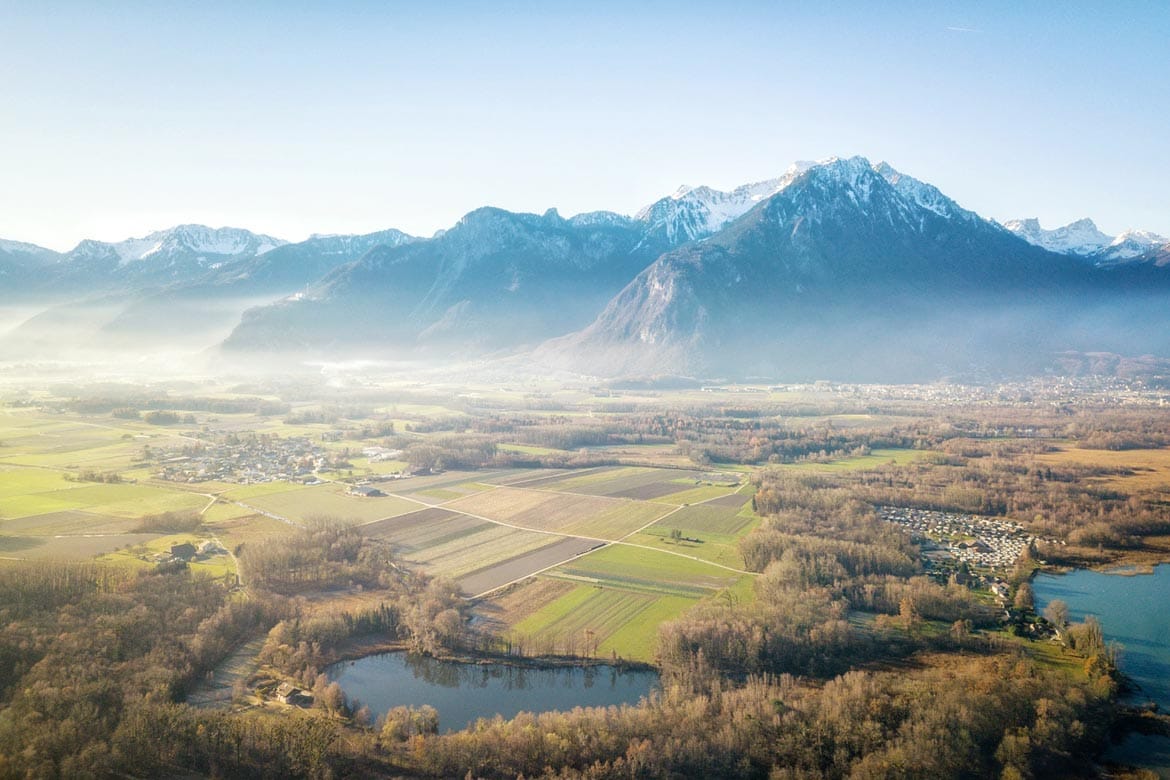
1033;563;1170;777
327;652;659;731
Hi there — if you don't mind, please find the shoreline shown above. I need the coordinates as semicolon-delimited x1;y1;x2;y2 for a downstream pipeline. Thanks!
323;634;658;673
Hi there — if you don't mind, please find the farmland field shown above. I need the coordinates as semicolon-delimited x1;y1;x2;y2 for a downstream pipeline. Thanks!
442;487;671;539
200;500;266;524
456;536;602;596
363;510;490;554
1033;445;1170;492
391;469;531;502
408;524;553;579
551;544;744;597
649;499;756;537
0;477;206;520
240;483;419;523
781;447;927;472
0;509;139;536
516;466;654;493
205;513;292;549
0;532;159;560
705;491;755;508
99;533;236;577
648;484;739;505
626;529;747;569
220;481;314;501
505;581;703;662
527;466;712;497
0;406;759;671
492;467;608;489
511;586;658;655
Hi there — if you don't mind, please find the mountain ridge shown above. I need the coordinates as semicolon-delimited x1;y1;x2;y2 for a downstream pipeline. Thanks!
5;160;1170;382
1004;217;1169;266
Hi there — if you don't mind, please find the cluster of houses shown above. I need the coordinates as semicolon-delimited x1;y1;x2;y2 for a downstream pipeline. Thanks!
878;506;1059;571
361;446;403;462
789;376;1168;408
154;433;336;484
151;540;228;566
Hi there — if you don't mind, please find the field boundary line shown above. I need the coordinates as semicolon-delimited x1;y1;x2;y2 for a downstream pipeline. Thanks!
382;486;609;544
483;466;609;488
469;545;605;600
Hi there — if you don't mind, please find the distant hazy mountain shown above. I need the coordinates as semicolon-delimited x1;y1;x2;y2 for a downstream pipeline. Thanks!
196;228;416;294
1004;217;1169;267
541;157;1170;381
5;163;1170;380
52;225;288;291
222;207;673;355
0;226;415;357
0;239;60;292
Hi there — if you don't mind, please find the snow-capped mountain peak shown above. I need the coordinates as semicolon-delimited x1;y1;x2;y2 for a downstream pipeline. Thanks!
1104;229;1169;261
635;173;796;244
1004;217;1117;258
871;160;974;221
0;238;53;255
633;155;978;246
71;225;289;266
785;160;818;177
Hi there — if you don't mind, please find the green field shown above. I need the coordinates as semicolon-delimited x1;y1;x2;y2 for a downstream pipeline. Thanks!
411;525;553;578
650;500;757;537
597;594;699;661
0;509;140;536
220;481;313;501
521;466;649;493
626;530;747;569
0;476;206;520
510;584;697;662
649;484;739;506
553;544;742;597
0;408;758;668
100;532;237;578
497;443;565;456
240;483;420;523
782;447;928;472
0;532;159;561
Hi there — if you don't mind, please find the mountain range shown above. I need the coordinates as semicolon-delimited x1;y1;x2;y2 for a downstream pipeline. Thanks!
4;157;1170;380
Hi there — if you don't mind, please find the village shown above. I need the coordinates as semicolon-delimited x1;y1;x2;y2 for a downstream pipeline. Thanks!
877;506;1056;571
152;432;341;484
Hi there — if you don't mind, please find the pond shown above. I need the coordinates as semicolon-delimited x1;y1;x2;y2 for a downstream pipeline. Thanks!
327;652;659;731
1033;563;1170;777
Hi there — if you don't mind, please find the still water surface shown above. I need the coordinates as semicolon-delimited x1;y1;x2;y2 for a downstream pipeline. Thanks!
1033;563;1170;777
328;652;659;731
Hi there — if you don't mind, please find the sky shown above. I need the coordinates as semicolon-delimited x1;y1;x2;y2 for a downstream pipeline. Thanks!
2;0;1168;251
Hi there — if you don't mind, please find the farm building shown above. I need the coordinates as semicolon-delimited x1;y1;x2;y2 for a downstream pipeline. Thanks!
347;485;386;497
274;682;303;704
170;542;197;561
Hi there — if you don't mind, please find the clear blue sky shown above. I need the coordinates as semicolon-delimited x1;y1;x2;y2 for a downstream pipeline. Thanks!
2;0;1167;250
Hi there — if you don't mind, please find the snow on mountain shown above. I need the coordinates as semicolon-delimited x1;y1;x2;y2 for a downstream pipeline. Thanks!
547;155;1104;380
1002;218;1113;256
65;225;288;267
873;161;977;221
634;170;795;244
1004;218;1167;264
567;211;635;229
0;238;56;256
1105;229;1169;260
634;157;983;249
